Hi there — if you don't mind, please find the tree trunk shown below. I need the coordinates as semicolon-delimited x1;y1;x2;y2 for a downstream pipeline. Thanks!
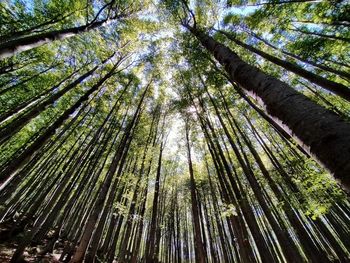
244;29;350;80
145;140;164;263
0;62;120;185
69;83;149;263
0;16;118;59
185;24;350;191
185;121;206;263
218;29;350;101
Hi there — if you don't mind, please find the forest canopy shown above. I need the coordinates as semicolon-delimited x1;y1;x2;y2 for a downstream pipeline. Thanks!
0;0;350;262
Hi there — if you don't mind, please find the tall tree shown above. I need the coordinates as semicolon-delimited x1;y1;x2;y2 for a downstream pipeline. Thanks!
180;18;350;191
0;0;137;59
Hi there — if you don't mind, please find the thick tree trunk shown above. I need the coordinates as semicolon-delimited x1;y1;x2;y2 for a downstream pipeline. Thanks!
185;24;350;191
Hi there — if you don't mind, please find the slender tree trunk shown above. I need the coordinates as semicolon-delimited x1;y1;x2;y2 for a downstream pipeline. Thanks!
290;27;350;42
0;7;87;42
185;121;206;263
244;29;350;80
0;14;121;59
0;66;81;124
0;65;100;143
0;62;120;185
0;65;57;96
218;29;350;101
69;84;149;263
145;140;164;263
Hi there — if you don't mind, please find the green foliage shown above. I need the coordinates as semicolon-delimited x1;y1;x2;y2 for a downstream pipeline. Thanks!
1;1;350;262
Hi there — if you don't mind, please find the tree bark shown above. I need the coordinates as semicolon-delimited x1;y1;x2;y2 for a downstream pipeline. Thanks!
185;24;350;191
69;83;149;263
244;29;350;80
218;29;350;101
0;62;120;185
185;121;207;263
0;15;120;59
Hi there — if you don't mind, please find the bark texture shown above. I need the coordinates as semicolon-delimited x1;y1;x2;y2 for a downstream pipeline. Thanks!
186;25;350;191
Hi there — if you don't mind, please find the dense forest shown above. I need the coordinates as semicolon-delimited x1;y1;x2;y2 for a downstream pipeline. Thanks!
0;0;349;262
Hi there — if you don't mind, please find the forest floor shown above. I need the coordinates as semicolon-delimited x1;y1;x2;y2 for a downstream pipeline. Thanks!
0;222;62;262
0;242;61;262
